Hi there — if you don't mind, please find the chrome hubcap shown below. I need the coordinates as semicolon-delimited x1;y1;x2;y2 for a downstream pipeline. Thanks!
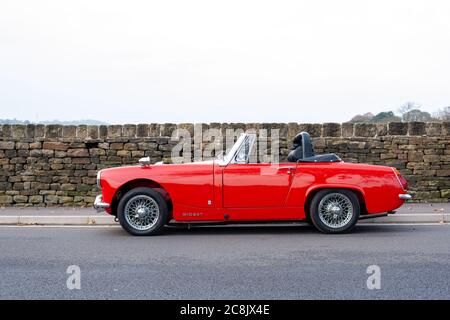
124;195;160;230
318;193;353;228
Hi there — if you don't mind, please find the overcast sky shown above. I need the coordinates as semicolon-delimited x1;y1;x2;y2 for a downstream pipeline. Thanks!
1;0;449;124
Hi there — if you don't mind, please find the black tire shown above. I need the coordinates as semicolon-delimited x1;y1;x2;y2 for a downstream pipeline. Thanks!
117;187;168;236
304;214;313;226
309;189;360;234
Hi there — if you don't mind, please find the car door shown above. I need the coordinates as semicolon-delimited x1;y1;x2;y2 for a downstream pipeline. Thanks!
223;162;296;208
222;134;296;208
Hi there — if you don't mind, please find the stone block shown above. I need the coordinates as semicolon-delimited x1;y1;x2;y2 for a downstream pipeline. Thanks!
160;123;177;137
177;123;194;137
137;124;149;137
76;125;87;139
35;124;45;138
107;125;122;138
45;125;63;138
425;123;442;136
388;122;407;135
298;123;322;137
322;123;341;137
67;148;89;157
408;122;426;136
0;141;15;150
341;123;354;137
1;124;11;137
0;195;13;204
13;195;28;203
375;123;388;136
441;122;450;135
11;125;26;139
110;143;123;150
354;123;377;137
43;142;69;150
26;124;35;138
123;124;137;137
87;125;99;139
62;126;76;138
98;125;107;139
16;142;29;150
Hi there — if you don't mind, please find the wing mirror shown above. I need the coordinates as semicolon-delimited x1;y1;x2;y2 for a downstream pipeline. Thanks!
139;157;151;167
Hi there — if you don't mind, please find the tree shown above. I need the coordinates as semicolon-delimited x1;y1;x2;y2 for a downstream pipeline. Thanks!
402;109;433;122
434;106;450;121
349;112;374;123
397;102;421;116
371;111;401;123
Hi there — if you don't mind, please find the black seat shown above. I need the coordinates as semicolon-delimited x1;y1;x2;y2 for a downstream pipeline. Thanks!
287;132;314;162
288;131;341;163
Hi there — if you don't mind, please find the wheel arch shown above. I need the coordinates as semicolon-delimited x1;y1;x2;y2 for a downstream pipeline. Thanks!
303;186;368;219
110;179;173;219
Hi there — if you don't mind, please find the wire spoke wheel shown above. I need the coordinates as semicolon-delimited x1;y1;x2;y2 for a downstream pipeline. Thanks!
124;195;160;231
318;193;354;229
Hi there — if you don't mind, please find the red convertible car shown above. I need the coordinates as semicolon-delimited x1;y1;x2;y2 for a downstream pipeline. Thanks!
94;132;411;235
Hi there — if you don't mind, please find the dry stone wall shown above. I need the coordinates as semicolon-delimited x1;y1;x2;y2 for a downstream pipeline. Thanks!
0;122;449;206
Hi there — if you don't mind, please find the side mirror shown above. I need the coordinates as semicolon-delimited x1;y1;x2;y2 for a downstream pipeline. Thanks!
139;157;151;167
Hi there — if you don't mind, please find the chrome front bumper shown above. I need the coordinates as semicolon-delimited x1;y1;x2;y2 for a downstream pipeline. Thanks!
93;195;110;212
399;194;412;200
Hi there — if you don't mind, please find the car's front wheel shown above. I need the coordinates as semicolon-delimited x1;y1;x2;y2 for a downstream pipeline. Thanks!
117;187;168;236
309;189;360;234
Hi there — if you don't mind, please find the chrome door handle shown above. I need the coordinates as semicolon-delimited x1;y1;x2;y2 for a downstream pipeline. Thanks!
278;166;296;174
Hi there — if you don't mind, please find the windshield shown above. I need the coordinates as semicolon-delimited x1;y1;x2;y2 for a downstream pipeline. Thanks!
221;134;247;163
217;133;257;165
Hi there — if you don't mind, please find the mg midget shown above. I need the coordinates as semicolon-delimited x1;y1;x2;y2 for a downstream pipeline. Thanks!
94;131;411;235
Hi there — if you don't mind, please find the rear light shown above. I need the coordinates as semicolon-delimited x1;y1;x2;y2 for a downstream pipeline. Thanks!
392;168;408;190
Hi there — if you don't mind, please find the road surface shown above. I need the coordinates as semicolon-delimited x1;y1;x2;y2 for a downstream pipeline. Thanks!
0;224;449;299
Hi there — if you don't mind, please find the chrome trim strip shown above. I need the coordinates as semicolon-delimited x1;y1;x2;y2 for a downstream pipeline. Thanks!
399;194;412;200
391;167;406;191
96;170;102;188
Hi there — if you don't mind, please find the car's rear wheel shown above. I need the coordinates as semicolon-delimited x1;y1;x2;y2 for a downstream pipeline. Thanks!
309;189;360;234
117;187;168;236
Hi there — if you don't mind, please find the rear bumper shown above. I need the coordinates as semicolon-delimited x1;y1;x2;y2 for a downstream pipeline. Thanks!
93;195;110;212
399;194;412;200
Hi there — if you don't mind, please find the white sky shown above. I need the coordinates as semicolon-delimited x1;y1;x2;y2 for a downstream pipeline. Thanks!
1;0;449;123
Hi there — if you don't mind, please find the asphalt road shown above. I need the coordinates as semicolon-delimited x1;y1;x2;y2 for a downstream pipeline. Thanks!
0;224;449;299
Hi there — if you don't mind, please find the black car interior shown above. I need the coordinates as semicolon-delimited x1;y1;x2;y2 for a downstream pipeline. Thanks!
287;132;341;163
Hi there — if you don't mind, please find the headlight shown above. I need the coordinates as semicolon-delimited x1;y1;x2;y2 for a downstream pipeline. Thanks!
96;171;102;189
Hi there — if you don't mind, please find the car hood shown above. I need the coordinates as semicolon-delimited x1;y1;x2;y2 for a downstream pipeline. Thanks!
99;160;215;174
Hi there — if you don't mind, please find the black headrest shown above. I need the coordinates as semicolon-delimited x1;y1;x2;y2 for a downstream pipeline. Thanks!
294;132;314;157
292;132;303;148
288;131;315;162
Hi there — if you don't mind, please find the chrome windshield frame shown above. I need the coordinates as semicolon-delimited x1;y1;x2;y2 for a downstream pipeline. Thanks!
232;133;256;164
217;133;249;167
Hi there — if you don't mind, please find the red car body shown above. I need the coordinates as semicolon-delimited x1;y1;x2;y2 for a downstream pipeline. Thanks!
96;157;409;223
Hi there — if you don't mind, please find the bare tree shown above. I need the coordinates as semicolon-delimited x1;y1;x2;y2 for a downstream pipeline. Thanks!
434;106;450;121
397;102;421;116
